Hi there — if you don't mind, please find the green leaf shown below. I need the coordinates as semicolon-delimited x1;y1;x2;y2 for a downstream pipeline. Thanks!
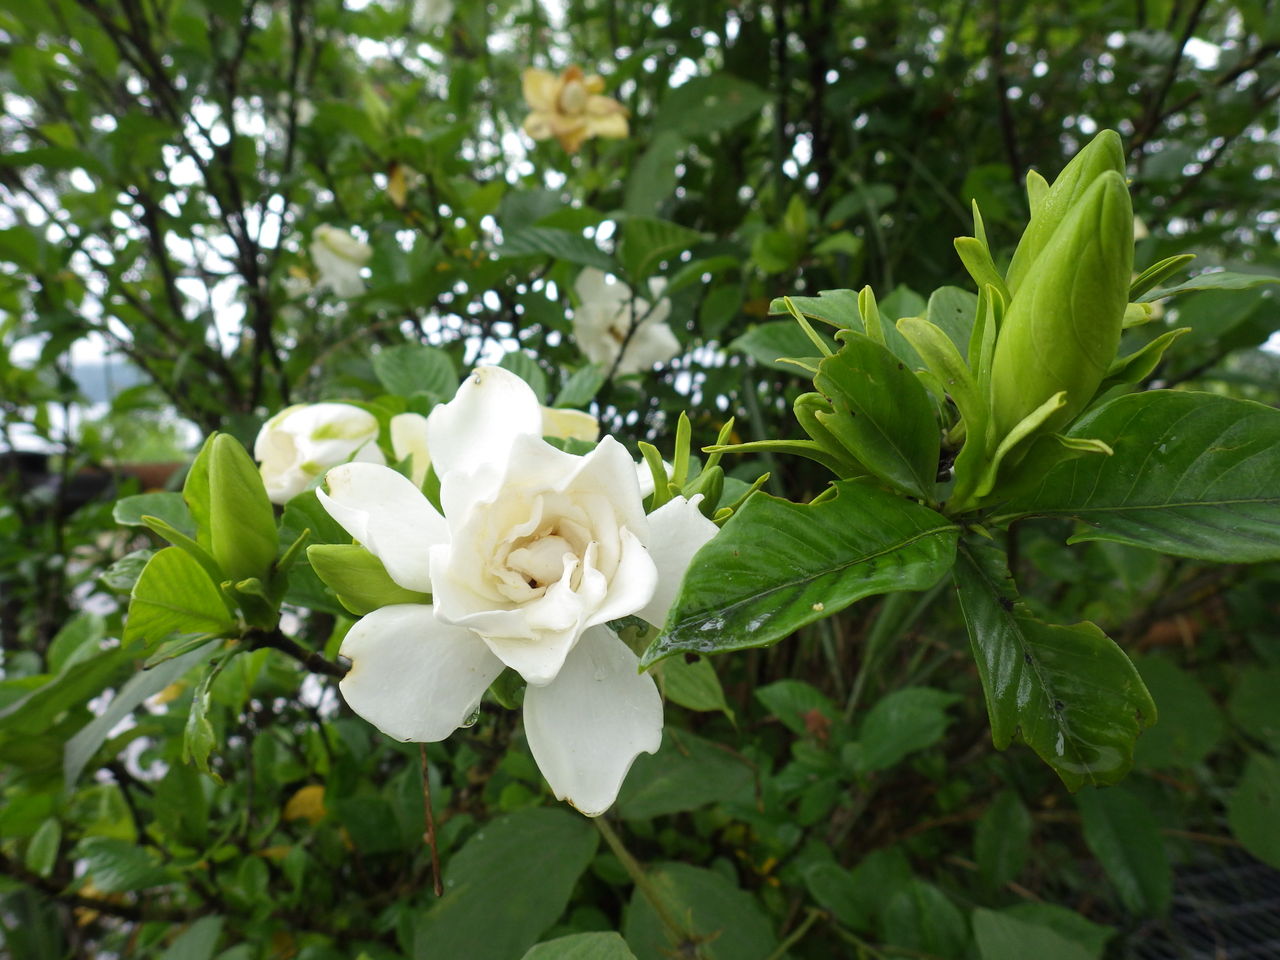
625;130;686;216
616;730;754;819
307;544;431;615
1132;656;1224;769
1076;786;1171;915
768;288;862;331
74;836;171;893
853;687;959;774
1138;269;1280;302
412;808;597;960
952;543;1156;789
653;73;770;135
1129;253;1196;300
521;933;636;960
497;227;614;271
643;482;958;665
47;612;106;673
0;646;136;737
659;655;733;720
1229;666;1280;753
113;492;194;536
729;321;833;372
498;350;549;400
555;365;605;408
996;391;1280;563
755;679;837;735
813;333;941;500
100;548;155;594
372;343;456;399
617;216;703;283
158;917;224;960
623;862;777;960
64;640;220;787
973;909;1093;960
882;879;969;958
183;657;227;781
1002;904;1113;958
25;818;60;878
1227;751;1280;869
974;791;1032;889
123;547;237;649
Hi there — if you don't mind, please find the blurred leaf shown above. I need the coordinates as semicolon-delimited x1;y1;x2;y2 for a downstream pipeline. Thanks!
24;819;60;878
997;392;1280;563
373;343;457;399
730;321;833;372
853;687;958;773
1139;270;1280;301
653;74;770;135
0;647;135;737
882;879;968;957
973;909;1092;960
64;640;220;787
625;131;686;216
646;482;957;665
617;217;703;283
522;932;636;960
497;227;614;270
1227;751;1280;868
953;543;1156;790
1229;665;1280;753
617;730;753;819
1132;656;1224;768
159;917;224;960
555;365;605;408
975;791;1032;889
768;288;862;330
623;862;777;960
75;836;171;893
46;612;106;673
1002;904;1114;957
1077;786;1172;915
412;807;597;960
498;351;549;400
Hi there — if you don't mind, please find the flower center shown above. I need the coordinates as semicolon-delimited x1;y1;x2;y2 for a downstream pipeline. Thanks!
558;79;588;115
507;534;573;588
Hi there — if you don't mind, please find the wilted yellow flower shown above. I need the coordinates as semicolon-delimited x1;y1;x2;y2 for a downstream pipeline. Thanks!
283;784;328;825
522;66;628;153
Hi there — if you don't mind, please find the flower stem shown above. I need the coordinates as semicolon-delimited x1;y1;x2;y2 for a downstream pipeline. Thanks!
594;817;697;954
765;907;823;960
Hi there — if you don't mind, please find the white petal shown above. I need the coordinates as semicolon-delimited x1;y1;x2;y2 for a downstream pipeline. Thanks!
573;267;613;306
318;462;446;593
633;495;718;628
339;605;503;742
588;526;658;627
523;627;663;816
390;412;432;487
479;617;581;687
425;366;542;480
617;321;681;375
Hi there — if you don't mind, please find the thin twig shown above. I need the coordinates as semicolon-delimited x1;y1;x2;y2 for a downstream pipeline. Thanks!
420;743;444;897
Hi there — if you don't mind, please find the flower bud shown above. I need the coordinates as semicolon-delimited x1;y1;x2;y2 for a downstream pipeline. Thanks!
208;435;279;586
1005;130;1125;296
254;403;385;505
990;170;1133;440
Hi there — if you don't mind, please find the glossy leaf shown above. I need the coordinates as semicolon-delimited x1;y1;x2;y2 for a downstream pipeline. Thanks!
643;481;958;665
952;544;1156;789
996;391;1280;563
813;333;941;499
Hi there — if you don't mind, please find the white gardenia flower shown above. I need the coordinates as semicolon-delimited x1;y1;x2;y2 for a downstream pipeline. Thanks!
254;403;385;504
310;225;372;298
318;366;718;815
410;0;453;31
573;268;680;376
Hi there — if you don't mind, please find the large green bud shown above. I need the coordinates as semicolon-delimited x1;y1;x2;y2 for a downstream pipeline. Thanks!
1005;130;1125;297
989;170;1133;440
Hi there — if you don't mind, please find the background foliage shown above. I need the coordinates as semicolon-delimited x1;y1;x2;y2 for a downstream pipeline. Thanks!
2;0;1279;957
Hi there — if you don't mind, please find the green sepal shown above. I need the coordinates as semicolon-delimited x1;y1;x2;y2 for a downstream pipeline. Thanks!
792;393;866;475
703;438;848;477
782;296;836;357
1024;169;1050;219
207;434;279;584
683;464;724;518
1100;327;1191;389
954;237;1011;306
857;285;885;346
637;441;672;510
307;544;431;616
671;412;693;488
1129;253;1196;300
489;668;526;710
951;391;1067;512
1123;302;1159;328
224;577;279;630
896;315;984;438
